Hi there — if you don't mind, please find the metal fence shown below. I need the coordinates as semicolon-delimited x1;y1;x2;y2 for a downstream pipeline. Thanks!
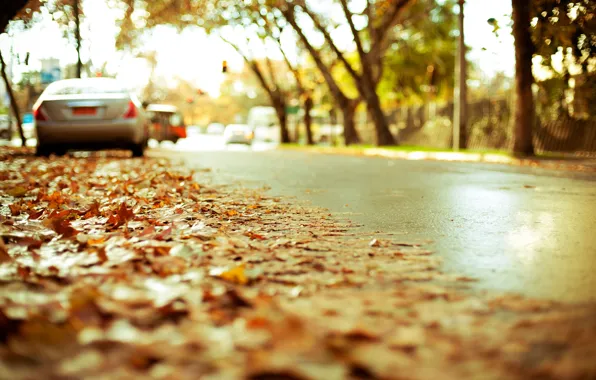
360;98;596;156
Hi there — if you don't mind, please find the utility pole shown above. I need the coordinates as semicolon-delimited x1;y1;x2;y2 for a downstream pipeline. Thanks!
453;0;467;151
74;0;82;78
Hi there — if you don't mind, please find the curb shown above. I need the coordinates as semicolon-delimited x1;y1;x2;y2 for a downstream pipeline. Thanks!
281;146;596;173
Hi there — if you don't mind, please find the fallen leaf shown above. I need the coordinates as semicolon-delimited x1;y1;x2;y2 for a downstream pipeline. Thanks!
9;203;21;216
107;202;135;227
156;226;173;241
245;231;266;240
7;186;28;197
210;265;248;285
96;247;108;263
16;237;43;250
88;237;106;246
43;217;80;238
151;255;187;277
27;209;44;220
0;239;12;263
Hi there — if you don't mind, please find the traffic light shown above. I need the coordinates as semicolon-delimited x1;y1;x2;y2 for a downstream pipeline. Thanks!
222;60;228;73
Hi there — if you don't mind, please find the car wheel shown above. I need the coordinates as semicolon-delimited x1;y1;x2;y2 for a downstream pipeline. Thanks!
35;145;52;157
53;148;67;157
131;143;145;157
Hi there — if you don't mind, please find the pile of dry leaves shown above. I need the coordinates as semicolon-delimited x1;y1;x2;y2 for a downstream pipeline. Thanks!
0;147;595;380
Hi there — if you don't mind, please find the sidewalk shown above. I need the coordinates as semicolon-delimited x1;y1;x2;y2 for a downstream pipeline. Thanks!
1;147;595;379
282;144;596;173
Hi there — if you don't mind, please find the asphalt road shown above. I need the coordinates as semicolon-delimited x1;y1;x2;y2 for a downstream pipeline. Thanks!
158;136;596;303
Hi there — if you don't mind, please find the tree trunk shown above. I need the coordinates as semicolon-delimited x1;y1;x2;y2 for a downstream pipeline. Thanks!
341;100;361;145
74;0;82;78
293;122;300;143
304;96;314;145
0;51;25;146
511;0;535;156
274;100;290;144
365;88;395;146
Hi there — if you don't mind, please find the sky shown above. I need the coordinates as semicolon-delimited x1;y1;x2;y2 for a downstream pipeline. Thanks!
0;0;515;99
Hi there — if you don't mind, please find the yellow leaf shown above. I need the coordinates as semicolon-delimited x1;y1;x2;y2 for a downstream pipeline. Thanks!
214;265;248;285
87;237;106;246
7;186;28;197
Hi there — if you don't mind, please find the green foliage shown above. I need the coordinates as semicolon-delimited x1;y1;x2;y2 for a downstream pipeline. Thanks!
1;0;38;33
532;0;596;119
532;0;595;73
378;0;457;106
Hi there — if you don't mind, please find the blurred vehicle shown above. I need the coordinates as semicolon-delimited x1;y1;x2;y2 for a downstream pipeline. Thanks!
186;125;202;137
206;122;225;135
146;104;187;143
224;124;254;145
314;124;343;144
33;78;148;157
247;106;279;142
0;115;12;140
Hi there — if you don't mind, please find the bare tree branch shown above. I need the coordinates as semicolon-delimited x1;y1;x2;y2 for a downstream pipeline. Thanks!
280;5;349;105
296;3;361;85
338;0;372;85
372;0;411;56
220;36;274;97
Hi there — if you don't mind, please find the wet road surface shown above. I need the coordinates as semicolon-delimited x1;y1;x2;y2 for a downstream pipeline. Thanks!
155;138;596;303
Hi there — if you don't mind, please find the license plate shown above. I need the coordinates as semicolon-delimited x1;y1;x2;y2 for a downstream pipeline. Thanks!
72;107;97;116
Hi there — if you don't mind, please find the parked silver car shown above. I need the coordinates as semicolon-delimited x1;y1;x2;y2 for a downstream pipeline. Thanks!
33;78;148;157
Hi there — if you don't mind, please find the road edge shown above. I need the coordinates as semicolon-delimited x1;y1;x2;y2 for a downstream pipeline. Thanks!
280;145;596;173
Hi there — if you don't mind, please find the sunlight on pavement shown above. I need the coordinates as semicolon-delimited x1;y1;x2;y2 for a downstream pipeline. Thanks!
507;212;555;265
152;134;278;152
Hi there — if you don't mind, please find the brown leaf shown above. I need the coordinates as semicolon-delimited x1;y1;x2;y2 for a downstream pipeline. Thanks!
27;209;44;220
17;265;31;279
369;238;381;247
107;202;135;227
17;237;43;251
81;201;101;219
9;203;21;216
96;247;108;263
245;231;266;240
155;226;173;241
151;256;187;277
44;217;79;238
139;225;157;237
0;239;12;263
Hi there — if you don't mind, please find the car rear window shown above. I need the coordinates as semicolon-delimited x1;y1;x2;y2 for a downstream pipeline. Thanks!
45;80;127;96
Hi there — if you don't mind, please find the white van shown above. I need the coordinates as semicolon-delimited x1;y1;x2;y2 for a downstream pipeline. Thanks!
247;106;279;142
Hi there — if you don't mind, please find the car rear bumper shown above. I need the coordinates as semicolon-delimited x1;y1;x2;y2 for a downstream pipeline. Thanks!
225;135;253;144
37;120;145;146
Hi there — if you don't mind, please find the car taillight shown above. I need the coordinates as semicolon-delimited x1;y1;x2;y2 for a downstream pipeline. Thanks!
124;101;137;119
33;104;47;122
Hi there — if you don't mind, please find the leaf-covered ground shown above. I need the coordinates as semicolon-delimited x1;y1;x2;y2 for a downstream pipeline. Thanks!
0;147;595;380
